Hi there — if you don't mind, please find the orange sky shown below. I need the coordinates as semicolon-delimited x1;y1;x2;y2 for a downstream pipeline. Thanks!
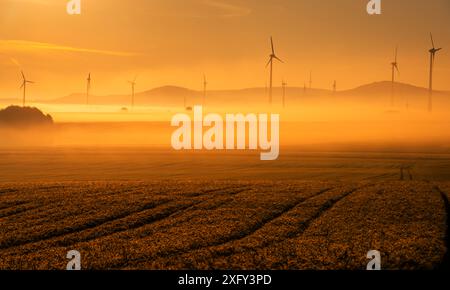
0;0;449;100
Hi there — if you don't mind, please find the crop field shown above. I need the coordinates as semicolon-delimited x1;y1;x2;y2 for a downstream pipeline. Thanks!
0;148;449;270
0;179;448;270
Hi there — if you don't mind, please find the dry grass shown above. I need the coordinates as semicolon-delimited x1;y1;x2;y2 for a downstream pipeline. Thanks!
0;180;448;270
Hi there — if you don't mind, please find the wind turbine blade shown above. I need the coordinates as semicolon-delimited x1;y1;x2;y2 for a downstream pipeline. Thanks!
395;64;399;74
20;83;24;89
273;55;284;63
21;71;25;80
436;48;442;52
266;58;272;67
27;81;35;84
430;33;435;48
395;46;398;62
271;37;274;55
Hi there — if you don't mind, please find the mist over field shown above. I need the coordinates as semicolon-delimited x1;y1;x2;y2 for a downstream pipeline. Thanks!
1;81;450;151
1;0;450;272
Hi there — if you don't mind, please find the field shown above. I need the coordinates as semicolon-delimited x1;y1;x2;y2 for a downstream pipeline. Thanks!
0;148;449;270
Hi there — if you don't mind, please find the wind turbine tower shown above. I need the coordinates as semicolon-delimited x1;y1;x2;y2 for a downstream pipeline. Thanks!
282;79;287;108
265;82;268;98
128;76;137;108
203;75;207;106
86;73;91;105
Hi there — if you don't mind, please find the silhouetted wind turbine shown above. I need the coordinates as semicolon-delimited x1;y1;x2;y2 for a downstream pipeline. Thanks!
281;79;287;108
333;80;337;94
266;37;284;105
428;33;442;112
265;82;268;98
203;75;207;106
86;73;91;105
20;71;34;107
390;46;399;107
128;75;137;108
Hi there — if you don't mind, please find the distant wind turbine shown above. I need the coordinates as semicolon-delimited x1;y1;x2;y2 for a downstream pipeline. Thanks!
265;82;268;98
20;71;34;107
86;73;91;105
390;46;400;107
203;75;207;106
428;33;442;112
333;80;337;94
128;75;137;108
266;37;284;105
281;79;287;108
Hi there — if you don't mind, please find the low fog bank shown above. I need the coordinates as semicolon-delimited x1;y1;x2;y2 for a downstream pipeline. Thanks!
0;119;449;154
1;89;450;152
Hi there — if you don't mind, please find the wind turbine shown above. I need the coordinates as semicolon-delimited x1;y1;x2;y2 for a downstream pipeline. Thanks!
265;82;268;98
266;37;284;105
86;73;91;105
333;80;337;94
20;71;34;107
390;46;399;107
203;75;207;106
428;33;442;112
281;79;287;108
128;75;137;108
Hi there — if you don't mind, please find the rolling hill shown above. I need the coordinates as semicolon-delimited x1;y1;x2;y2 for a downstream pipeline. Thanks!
47;81;449;106
0;106;53;127
338;81;449;98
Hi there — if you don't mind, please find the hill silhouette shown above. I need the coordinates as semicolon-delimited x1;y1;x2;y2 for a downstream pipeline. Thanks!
52;86;196;106
50;85;331;106
0;106;53;127
139;85;196;97
338;81;448;98
48;81;450;106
